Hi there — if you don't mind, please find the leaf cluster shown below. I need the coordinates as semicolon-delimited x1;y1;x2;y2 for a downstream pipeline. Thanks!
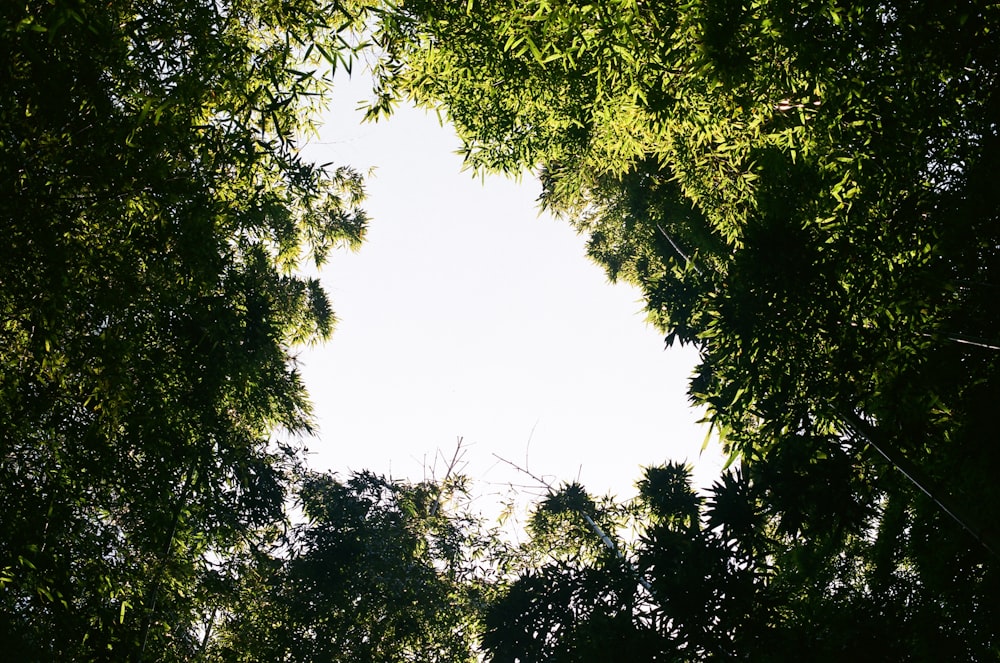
0;0;371;657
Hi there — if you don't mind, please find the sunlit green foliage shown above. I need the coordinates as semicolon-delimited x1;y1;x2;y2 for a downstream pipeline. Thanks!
0;0;368;657
365;1;1000;656
6;0;1000;658
370;0;1000;465
209;471;485;662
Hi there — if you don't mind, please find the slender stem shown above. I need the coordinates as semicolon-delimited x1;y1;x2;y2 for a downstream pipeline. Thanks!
937;330;1000;351
197;605;219;660
580;512;657;597
656;224;703;276
138;470;195;661
492;454;660;600
839;409;998;557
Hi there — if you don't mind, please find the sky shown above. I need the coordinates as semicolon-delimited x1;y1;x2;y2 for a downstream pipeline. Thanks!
295;71;724;511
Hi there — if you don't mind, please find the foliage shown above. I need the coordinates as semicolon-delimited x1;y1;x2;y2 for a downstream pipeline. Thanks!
367;0;1000;588
362;5;1000;653
209;471;485;662
371;0;1000;434
7;0;1000;658
0;0;369;658
484;463;1000;662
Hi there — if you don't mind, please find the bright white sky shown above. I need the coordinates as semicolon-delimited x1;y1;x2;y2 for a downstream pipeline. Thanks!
296;72;724;511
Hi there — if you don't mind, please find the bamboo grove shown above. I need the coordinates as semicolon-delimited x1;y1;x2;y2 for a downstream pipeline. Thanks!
1;0;998;660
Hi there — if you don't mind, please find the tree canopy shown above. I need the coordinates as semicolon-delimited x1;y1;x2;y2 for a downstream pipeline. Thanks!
367;0;1000;579
210;470;485;662
482;462;1000;662
1;0;367;657
373;0;1000;420
4;0;1000;659
361;0;1000;656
